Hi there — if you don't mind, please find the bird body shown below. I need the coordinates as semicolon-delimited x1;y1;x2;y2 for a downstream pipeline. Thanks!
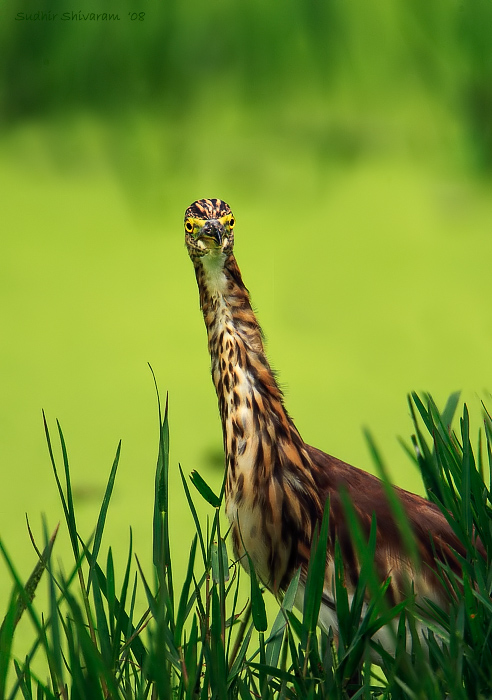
184;198;467;645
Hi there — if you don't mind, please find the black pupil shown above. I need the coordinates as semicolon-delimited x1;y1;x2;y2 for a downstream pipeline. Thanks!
230;218;235;227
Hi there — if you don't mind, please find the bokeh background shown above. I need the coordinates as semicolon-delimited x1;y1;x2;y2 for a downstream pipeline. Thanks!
1;0;491;659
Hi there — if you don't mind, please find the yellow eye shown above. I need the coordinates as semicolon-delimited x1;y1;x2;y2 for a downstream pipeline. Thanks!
229;216;235;228
185;219;194;233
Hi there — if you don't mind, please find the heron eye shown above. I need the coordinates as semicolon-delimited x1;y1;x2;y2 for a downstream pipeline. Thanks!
185;220;194;233
229;216;235;228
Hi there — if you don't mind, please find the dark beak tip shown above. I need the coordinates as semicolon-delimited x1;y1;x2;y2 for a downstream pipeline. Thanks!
199;220;223;245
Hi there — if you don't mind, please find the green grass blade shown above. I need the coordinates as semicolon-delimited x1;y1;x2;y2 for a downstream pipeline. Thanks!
153;411;166;563
303;500;329;635
190;470;221;508
207;586;228;700
87;439;121;593
0;593;17;698
460;406;473;544
441;391;461;429
184;615;200;700
44;415;98;650
211;538;229;584
484;408;492;497
151;374;174;616
106;547;116;639
149;366;169;512
91;556;147;667
228;620;254;680
0;539;60;692
265;568;300;669
247;663;300;688
0;522;60;697
175;536;197;647
408;395;452;510
364;428;420;569
225;562;242;662
55;419;79;560
339;493;378;596
42;520;64;693
410;392;434;434
333;538;350;654
246;555;267;632
42;413;74;552
179;465;207;567
13;657;33;700
91;567;112;668
1;521;59;636
62;584;120;698
112;528;134;665
135;555;179;667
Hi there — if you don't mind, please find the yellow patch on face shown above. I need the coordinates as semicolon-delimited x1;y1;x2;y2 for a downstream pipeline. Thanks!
184;214;235;235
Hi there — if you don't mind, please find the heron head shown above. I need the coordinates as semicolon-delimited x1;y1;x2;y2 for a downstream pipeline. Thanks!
184;199;235;259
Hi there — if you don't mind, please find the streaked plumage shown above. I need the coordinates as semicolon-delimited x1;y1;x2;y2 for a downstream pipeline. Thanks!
184;198;469;647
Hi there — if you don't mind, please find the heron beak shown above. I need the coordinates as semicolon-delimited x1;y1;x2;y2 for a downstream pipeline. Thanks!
196;219;224;246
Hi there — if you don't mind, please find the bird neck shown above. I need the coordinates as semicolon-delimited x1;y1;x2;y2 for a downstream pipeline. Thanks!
193;251;298;471
193;249;322;592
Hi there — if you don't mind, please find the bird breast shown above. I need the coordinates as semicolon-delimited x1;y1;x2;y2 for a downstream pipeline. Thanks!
226;471;293;592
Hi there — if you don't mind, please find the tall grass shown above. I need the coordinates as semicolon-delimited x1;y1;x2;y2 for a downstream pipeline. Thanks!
0;389;491;698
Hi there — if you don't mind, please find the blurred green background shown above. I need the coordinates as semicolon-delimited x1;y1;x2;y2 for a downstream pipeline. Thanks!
1;0;491;661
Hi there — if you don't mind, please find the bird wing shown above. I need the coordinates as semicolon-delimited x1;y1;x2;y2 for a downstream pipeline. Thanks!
304;444;466;603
